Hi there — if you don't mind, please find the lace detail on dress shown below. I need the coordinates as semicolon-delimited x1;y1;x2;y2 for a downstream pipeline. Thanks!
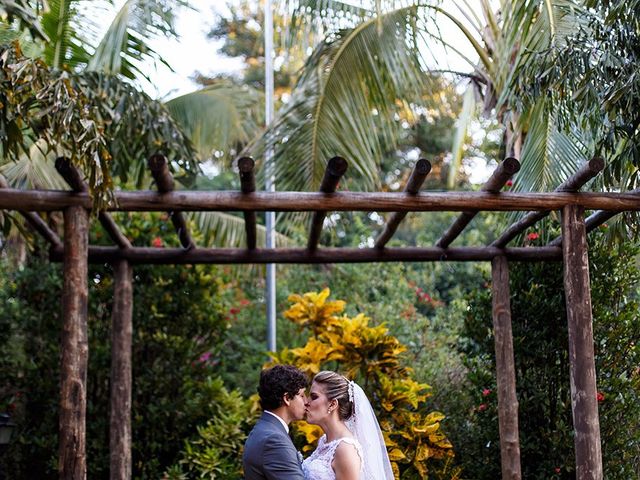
302;435;364;480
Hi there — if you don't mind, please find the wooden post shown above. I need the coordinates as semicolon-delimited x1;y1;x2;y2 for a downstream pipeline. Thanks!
59;206;89;480
561;205;603;479
491;255;522;479
110;260;133;480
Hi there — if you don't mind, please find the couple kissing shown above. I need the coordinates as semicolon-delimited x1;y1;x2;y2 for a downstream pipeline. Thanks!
243;365;394;480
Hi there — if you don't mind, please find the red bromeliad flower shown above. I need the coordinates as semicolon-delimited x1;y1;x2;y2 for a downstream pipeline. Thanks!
527;232;540;241
229;307;240;315
505;179;513;187
478;403;488;412
597;391;605;402
151;237;163;247
554;467;561;474
482;388;492;397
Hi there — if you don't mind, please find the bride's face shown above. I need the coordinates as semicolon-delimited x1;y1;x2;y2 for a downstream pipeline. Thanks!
304;381;334;425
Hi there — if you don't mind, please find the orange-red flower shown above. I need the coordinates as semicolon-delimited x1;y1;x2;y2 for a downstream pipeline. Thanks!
597;391;605;402
151;237;163;248
527;232;540;241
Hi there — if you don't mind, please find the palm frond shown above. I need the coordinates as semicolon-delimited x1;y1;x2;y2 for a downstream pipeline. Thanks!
514;99;588;194
165;81;264;165
86;0;187;80
249;6;426;193
0;140;67;190
188;211;291;248
40;0;91;69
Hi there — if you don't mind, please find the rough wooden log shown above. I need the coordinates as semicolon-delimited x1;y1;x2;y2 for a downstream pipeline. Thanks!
148;154;195;250
0;174;63;248
548;188;640;247
492;158;605;248
110;260;133;480
55;158;131;249
375;159;431;248
491;256;522;480
562;205;603;480
59;206;89;480
308;157;348;251
50;245;563;264
238;157;257;249
1;189;639;213
437;157;520;248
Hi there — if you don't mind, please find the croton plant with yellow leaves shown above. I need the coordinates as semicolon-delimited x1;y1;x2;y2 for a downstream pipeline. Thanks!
268;289;460;479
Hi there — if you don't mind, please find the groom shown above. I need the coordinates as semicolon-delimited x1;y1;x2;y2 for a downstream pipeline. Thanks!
243;364;308;479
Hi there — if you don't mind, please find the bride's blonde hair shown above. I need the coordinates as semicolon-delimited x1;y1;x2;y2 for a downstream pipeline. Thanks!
313;371;354;421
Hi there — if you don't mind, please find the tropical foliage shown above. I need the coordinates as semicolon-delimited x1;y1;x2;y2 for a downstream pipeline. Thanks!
0;214;241;478
449;231;640;478
270;288;459;479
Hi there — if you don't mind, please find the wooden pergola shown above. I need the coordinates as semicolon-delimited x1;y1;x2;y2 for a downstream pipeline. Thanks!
1;153;638;480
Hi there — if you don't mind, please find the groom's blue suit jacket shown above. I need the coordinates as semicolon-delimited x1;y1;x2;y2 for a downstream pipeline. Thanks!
243;412;305;480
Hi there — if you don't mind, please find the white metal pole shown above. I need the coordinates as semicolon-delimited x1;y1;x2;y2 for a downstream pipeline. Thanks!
264;0;277;352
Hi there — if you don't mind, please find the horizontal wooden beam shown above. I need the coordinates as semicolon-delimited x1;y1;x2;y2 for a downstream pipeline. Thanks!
0;175;63;248
491;158;605;248
2;189;639;213
49;245;563;264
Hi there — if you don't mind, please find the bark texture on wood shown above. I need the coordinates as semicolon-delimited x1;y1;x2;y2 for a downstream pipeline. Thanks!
437;157;520;248
59;206;89;480
238;157;257;249
308;157;348;251
491;157;605;248
110;260;133;480
491;256;522;480
562;205;603;480
50;245;563;264
2;189;639;213
375;158;431;248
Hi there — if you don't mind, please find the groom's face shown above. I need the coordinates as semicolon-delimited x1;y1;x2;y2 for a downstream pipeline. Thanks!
285;388;308;422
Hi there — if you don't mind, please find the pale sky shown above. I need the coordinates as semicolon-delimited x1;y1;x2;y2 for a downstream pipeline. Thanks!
137;0;244;101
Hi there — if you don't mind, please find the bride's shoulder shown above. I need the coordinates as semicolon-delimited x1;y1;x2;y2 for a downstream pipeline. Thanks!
332;438;363;475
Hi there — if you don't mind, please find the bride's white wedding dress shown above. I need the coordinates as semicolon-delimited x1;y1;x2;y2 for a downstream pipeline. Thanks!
301;381;394;480
302;435;363;480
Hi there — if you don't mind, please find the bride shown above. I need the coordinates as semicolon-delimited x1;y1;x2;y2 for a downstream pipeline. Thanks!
302;371;394;480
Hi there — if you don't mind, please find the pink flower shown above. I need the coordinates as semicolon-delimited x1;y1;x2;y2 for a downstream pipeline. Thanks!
596;391;605;402
151;237;163;248
505;180;513;187
527;232;540;241
482;388;492;397
555;467;561;473
478;403;488;412
199;352;212;363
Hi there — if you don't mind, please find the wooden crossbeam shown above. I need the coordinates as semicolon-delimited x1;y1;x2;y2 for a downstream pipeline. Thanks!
436;157;520;248
375;159;431;248
547;188;640;247
491;158;605;248
49;245;563;264
148;154;195;250
55;158;132;249
307;157;348;251
2;189;639;213
0;175;62;248
238;157;257;249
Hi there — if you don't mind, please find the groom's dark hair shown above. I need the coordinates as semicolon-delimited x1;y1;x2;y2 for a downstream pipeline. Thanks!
258;365;308;410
